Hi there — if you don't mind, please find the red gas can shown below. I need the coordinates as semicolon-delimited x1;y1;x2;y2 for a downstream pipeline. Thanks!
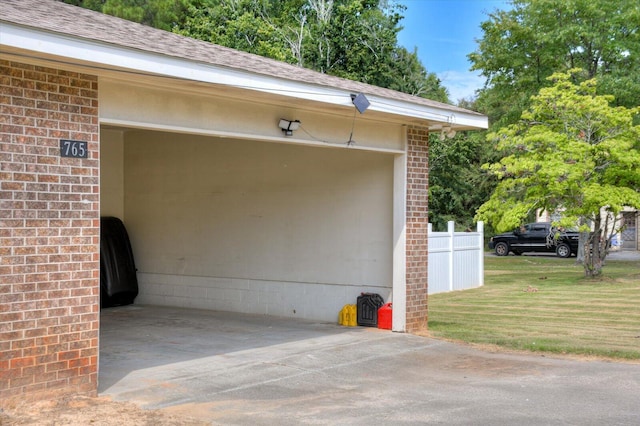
377;303;392;330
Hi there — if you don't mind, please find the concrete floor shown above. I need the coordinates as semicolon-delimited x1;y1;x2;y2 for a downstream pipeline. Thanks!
99;305;640;425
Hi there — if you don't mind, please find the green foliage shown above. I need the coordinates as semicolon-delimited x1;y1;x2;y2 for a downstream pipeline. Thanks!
476;71;640;275
288;0;447;99
388;47;448;101
69;0;192;31
175;0;292;61
428;129;499;231
466;0;640;241
470;0;640;128
60;0;105;10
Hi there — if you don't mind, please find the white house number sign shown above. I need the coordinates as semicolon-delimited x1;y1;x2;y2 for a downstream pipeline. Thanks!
60;139;88;158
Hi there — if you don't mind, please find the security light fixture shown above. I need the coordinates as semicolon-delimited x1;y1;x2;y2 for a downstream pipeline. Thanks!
279;119;300;136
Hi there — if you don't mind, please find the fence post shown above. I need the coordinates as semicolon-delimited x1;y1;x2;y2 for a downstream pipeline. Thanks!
447;221;455;291
477;221;484;287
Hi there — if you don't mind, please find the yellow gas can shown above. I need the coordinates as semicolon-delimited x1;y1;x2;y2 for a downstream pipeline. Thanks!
338;304;357;326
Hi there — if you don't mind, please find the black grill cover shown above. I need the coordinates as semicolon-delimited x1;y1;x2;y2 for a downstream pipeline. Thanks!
100;216;138;308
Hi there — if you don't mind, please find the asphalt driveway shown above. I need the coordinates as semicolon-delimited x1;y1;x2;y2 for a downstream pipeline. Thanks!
99;305;640;425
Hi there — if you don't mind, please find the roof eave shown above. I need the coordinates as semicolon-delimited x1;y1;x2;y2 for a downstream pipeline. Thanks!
1;21;488;130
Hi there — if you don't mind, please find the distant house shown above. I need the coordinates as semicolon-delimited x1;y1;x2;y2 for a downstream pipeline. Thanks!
538;208;639;251
619;209;640;250
0;0;487;403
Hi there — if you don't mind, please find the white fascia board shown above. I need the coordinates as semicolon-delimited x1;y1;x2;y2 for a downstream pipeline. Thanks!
2;24;323;97
365;95;488;129
1;22;487;128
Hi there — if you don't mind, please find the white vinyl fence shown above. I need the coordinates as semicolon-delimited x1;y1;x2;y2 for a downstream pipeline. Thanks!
428;221;484;295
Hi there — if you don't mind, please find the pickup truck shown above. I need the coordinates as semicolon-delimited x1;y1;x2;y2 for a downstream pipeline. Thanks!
488;222;580;258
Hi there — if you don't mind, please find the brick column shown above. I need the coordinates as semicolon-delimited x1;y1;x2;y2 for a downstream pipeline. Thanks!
405;126;429;332
0;60;100;403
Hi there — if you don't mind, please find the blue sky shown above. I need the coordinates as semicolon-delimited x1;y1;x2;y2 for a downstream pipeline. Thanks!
397;0;511;102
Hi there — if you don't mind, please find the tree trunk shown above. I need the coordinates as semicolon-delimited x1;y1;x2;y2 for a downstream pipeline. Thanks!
576;231;588;264
584;217;603;277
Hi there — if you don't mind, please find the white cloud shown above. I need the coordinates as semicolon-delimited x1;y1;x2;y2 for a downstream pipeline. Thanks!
437;70;486;103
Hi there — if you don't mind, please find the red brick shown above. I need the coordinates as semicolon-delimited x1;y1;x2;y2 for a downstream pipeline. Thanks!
57;367;80;379
36;319;59;330
1;62;99;403
45;378;69;390
23;309;47;320
57;350;79;361
35;353;57;365
0;349;23;363
405;126;429;333
9;375;36;388
10;356;35;369
78;364;97;376
47;75;70;85
24;327;47;338
32;371;58;384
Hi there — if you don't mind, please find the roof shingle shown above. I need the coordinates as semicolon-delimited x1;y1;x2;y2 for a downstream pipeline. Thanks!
1;0;482;117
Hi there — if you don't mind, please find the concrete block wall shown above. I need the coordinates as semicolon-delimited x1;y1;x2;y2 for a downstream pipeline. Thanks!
137;273;391;323
123;131;394;323
0;60;100;404
405;126;429;332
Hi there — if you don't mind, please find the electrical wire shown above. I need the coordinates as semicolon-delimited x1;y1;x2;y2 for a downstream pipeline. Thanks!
347;107;358;146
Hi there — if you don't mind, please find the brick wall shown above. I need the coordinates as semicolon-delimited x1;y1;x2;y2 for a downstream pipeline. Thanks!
0;60;100;404
405;126;429;332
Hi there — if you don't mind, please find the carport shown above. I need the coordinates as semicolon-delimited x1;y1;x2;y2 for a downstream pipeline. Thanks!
99;76;403;324
0;0;488;404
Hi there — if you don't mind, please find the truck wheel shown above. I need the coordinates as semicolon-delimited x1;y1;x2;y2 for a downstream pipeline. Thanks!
495;242;509;256
556;243;571;258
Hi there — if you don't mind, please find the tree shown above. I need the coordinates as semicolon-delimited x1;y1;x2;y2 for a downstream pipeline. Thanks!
428;129;498;231
176;0;292;61
466;0;640;244
299;0;408;89
60;0;105;10
387;47;448;101
174;0;449;102
476;71;640;276
62;0;193;31
470;0;640;129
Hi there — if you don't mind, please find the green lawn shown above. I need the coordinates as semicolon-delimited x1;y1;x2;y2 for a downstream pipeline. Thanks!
427;255;640;360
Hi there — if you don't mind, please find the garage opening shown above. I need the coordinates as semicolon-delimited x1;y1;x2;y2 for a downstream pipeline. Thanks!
100;127;395;322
